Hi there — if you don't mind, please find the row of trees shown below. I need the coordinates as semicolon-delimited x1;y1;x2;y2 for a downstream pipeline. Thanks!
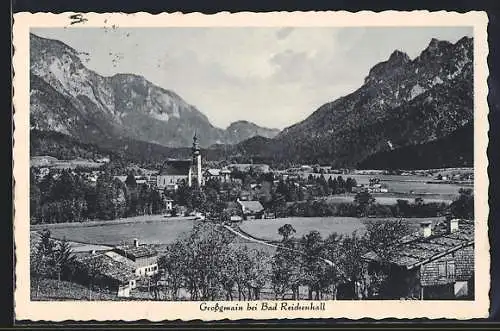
30;169;168;224
158;223;270;301
151;220;411;301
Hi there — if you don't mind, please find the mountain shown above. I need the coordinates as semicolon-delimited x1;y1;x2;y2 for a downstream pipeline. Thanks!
225;121;280;142
269;36;474;168
357;122;473;170
29;33;279;150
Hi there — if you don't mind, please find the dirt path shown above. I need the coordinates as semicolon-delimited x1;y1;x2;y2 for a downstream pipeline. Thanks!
223;225;335;267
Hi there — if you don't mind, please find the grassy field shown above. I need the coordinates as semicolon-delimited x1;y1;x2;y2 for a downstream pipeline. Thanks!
239;216;443;242
305;173;470;196
45;217;199;246
325;195;453;205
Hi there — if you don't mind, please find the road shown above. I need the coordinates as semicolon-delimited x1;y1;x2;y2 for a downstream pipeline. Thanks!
222;225;335;267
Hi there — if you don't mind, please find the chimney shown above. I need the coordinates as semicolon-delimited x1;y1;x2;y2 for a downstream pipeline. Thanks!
420;221;432;238
447;218;459;233
133;238;139;247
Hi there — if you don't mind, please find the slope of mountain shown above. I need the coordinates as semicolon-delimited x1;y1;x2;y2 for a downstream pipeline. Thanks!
357;122;473;170
271;37;473;167
29;33;279;148
30;130;227;165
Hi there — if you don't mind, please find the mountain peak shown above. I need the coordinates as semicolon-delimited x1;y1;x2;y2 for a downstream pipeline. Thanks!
364;49;410;84
425;37;453;54
388;50;410;64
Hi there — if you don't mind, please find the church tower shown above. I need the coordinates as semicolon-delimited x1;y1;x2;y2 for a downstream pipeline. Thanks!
192;131;202;187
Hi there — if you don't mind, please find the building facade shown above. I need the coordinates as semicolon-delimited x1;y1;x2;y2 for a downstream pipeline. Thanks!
112;239;159;277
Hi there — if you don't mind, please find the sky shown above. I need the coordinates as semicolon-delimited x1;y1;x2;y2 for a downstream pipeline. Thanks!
31;26;473;130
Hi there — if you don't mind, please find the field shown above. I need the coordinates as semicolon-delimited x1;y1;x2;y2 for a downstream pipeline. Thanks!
239;216;443;242
325;195;453;205
41;216;198;246
305;173;471;196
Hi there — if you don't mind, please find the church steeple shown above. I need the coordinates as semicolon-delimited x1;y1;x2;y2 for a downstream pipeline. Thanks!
192;130;200;155
191;130;202;187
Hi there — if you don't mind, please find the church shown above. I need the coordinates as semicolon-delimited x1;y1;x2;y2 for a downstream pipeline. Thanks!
156;133;203;190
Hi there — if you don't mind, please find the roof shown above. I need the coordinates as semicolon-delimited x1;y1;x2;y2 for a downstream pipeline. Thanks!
205;169;221;176
114;245;158;259
238;200;264;213
76;253;136;284
158;159;192;176
362;219;474;270
104;251;137;269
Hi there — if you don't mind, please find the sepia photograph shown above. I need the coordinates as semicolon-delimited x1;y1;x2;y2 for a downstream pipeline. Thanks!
13;11;489;321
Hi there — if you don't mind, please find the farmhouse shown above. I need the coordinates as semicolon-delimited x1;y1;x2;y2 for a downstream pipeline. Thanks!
113;239;159;277
74;252;137;298
361;218;474;300
237;199;264;220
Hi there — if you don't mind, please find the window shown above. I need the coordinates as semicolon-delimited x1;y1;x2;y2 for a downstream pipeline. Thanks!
438;263;446;277
447;262;455;278
437;261;455;279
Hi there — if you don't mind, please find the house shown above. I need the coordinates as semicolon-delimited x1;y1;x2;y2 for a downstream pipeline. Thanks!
74;252;137;298
164;198;174;211
112;239;159;277
220;168;232;182
204;168;221;181
237;199;264;220
230;215;243;222
361;218;474;300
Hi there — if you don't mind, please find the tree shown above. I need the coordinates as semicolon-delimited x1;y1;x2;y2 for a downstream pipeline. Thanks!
270;193;287;218
354;191;375;216
52;238;76;287
363;219;411;298
30;169;42;223
31;230;55;297
300;231;329;299
272;224;301;299
125;173;137;188
450;188;474;219
278;224;296;242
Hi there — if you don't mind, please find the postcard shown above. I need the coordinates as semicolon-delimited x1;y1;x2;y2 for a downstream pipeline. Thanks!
13;10;490;321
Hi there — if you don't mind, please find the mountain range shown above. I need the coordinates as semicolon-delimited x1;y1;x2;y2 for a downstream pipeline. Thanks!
233;36;473;169
30;33;474;169
29;33;280;149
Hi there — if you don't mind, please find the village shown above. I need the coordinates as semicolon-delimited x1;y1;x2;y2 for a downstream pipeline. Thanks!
29;133;475;302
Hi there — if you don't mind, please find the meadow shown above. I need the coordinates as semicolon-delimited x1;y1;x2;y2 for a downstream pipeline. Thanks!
239;216;444;242
41;213;444;248
305;173;471;196
325;195;454;205
44;217;199;246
